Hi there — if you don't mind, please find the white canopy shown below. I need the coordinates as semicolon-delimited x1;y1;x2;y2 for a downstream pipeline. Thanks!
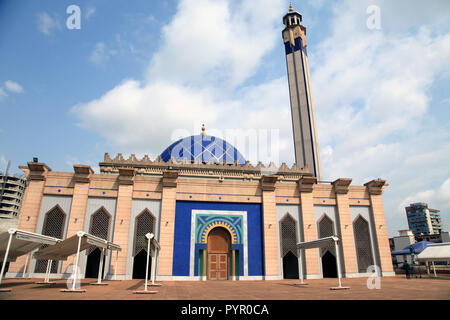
416;242;450;262
0;228;60;262
296;236;340;250
34;231;120;261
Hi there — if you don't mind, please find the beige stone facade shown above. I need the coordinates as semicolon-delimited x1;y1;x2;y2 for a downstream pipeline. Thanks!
6;155;394;280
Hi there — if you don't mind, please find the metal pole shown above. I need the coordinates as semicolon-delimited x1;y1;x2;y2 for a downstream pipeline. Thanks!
299;248;304;284
0;232;13;287
97;248;105;284
23;253;30;278
334;240;343;288
114;250;118;280
45;260;51;282
151;252;156;285
432;261;436;278
72;234;82;291
144;236;151;291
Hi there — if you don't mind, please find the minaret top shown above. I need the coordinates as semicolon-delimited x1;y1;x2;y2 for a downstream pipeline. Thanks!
283;4;302;28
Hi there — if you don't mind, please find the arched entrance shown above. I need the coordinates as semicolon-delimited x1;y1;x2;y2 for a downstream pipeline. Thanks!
85;207;111;278
132;210;155;279
318;215;338;278
207;227;230;280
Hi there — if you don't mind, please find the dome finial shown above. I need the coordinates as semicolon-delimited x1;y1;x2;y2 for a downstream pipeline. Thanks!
289;3;294;12
201;123;206;135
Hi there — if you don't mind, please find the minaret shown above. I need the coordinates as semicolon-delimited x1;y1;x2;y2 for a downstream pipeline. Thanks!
282;4;322;180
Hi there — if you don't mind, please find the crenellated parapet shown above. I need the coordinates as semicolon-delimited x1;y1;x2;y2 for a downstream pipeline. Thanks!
100;153;313;181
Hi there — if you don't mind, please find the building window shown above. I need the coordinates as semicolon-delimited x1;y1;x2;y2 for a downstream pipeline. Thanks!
353;216;374;273
34;206;66;273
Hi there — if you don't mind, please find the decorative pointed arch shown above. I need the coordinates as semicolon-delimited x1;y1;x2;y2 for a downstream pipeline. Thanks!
35;205;67;273
87;206;112;255
317;214;335;257
133;208;156;256
279;213;298;258
353;214;374;272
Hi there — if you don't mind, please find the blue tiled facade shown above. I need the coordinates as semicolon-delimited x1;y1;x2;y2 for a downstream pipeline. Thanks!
172;201;264;277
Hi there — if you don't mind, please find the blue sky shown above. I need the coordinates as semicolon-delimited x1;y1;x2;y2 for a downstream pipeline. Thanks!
0;0;449;237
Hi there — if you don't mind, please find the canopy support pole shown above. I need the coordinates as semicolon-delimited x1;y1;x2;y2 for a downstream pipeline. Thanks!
35;259;56;284
22;253;30;279
134;235;157;294
61;233;85;293
114;250;118;280
91;247;108;285
432;261;437;278
330;239;349;290
0;232;13;291
150;247;161;287
294;248;307;286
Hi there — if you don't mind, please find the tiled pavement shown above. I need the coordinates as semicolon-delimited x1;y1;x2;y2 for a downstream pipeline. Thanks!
0;275;449;300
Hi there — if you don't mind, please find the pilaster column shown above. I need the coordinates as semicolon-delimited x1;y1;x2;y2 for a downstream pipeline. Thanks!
332;178;358;275
298;176;320;277
261;175;280;279
112;168;135;278
61;165;93;272
9;162;50;273
157;171;178;277
364;179;394;275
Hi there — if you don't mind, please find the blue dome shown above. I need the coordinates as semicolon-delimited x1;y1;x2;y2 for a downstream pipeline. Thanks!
160;134;246;165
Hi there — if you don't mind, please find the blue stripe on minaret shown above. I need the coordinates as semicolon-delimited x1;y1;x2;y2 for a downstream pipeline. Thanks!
284;37;303;55
299;46;317;178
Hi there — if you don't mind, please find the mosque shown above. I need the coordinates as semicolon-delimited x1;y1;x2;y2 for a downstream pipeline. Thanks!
6;6;394;281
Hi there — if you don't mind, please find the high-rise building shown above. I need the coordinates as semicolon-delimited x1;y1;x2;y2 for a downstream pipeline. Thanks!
0;172;27;231
282;4;322;180
405;202;442;236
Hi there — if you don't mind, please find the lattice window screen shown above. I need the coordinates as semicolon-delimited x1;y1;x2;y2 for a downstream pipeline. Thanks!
280;215;298;258
318;215;335;257
35;206;65;273
87;209;111;254
353;217;374;273
134;211;155;256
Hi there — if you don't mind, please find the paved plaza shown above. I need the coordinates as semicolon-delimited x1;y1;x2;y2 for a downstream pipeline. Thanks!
0;275;449;300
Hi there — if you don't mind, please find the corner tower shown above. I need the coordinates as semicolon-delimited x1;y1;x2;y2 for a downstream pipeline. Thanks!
282;4;322;180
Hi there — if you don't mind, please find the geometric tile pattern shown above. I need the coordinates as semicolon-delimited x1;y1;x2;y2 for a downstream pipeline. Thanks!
161;134;246;165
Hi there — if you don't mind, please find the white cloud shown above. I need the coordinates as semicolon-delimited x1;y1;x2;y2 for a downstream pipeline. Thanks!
90;42;117;66
37;12;61;35
72;0;450;237
4;80;23;93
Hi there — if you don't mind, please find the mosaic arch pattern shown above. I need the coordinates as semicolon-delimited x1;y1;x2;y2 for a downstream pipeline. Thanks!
196;214;243;245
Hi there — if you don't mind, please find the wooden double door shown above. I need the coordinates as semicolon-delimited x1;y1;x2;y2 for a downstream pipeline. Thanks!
207;227;230;281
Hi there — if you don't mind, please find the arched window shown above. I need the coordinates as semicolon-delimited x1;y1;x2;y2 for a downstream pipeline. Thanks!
87;207;111;254
134;210;155;256
353;216;374;273
280;214;299;279
85;207;111;278
318;215;335;257
132;209;155;279
35;205;66;273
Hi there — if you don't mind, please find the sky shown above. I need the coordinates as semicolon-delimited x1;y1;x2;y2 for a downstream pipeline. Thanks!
0;0;449;237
